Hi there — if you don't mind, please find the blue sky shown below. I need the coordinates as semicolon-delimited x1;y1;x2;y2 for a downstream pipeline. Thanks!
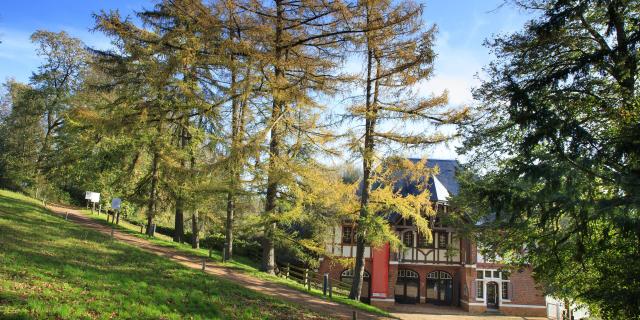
0;1;530;159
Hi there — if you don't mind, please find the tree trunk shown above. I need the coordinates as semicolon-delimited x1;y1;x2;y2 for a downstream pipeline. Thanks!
191;211;199;249
350;33;380;300
262;0;284;274
174;199;184;242
225;192;235;260
146;151;159;237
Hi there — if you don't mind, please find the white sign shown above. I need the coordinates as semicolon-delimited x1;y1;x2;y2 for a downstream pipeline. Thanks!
89;192;100;203
85;191;92;200
111;198;121;210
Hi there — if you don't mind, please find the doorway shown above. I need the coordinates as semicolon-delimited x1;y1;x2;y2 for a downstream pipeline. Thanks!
486;281;499;309
340;269;371;303
426;271;453;305
395;269;420;304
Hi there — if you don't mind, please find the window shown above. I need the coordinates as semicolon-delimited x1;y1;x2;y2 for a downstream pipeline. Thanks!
485;270;491;278
502;282;509;300
476;280;483;299
493;270;500;279
403;231;414;247
398;269;419;278
418;233;433;248
501;271;510;280
437;231;448;248
476;271;483;279
342;226;354;244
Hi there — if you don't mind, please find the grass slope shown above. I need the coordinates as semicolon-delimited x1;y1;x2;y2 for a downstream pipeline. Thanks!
77;206;389;317
0;190;329;320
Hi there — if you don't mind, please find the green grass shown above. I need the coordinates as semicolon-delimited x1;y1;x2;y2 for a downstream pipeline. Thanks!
0;190;330;320
76;205;390;317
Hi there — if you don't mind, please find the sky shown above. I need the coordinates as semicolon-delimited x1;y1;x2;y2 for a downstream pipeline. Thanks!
0;0;531;160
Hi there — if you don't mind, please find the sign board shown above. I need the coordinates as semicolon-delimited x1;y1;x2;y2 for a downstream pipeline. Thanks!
85;191;92;200
89;192;100;203
111;198;121;210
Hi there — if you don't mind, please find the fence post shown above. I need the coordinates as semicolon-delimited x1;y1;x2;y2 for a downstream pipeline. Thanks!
352;311;357;320
209;248;213;258
323;273;328;296
285;263;290;279
329;277;332;298
305;268;311;290
140;224;144;233
65;212;69;220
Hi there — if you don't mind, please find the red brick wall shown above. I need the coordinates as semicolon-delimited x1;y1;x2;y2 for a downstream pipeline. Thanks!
505;267;545;306
475;262;546;306
317;257;373;287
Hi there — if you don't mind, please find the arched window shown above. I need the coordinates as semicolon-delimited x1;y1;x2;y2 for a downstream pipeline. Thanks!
341;269;370;278
398;269;419;279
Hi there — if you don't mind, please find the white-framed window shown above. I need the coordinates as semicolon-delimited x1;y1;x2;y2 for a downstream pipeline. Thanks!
476;269;511;302
476;280;484;299
501;271;510;301
403;231;415;247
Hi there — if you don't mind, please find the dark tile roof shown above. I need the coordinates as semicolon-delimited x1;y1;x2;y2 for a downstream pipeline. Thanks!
405;158;459;201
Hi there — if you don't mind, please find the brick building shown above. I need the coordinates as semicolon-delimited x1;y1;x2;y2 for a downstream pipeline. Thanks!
317;159;546;317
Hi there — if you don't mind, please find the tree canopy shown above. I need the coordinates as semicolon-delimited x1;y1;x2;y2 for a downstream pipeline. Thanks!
456;0;640;318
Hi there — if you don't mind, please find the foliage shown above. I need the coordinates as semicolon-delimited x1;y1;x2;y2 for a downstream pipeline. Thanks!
343;0;468;300
456;0;640;318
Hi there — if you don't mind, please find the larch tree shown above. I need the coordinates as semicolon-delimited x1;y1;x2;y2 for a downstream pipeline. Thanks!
239;0;355;273
92;3;219;237
345;0;468;301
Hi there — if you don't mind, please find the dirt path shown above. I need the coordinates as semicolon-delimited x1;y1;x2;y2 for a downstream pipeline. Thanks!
46;204;385;320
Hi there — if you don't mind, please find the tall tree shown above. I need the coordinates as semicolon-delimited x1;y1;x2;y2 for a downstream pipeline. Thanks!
92;3;218;236
0;81;43;191
240;0;353;273
346;0;468;300
457;1;640;318
30;31;89;178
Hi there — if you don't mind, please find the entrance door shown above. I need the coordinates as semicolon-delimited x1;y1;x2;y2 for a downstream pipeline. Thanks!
426;271;453;305
341;269;371;303
486;282;499;309
395;269;420;304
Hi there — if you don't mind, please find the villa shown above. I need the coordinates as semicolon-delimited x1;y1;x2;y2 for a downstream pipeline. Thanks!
317;159;547;317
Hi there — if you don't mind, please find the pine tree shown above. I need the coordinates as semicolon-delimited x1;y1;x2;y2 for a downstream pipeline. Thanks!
458;1;640;317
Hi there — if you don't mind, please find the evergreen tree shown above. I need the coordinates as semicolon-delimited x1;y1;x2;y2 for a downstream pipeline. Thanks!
457;1;640;318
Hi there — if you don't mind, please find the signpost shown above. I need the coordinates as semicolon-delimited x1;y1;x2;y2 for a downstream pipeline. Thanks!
85;191;100;213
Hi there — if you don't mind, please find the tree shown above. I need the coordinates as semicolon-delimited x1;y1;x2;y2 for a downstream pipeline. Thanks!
345;0;468;301
30;31;89;177
92;3;218;237
239;0;354;274
457;1;640;318
0;81;43;191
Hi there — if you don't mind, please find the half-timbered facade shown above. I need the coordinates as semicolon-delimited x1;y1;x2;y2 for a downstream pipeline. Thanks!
317;159;547;317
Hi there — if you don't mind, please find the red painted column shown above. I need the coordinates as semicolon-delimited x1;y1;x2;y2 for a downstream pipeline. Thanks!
371;242;390;299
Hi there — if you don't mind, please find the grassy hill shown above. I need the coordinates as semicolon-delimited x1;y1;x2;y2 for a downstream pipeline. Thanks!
0;190;329;320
